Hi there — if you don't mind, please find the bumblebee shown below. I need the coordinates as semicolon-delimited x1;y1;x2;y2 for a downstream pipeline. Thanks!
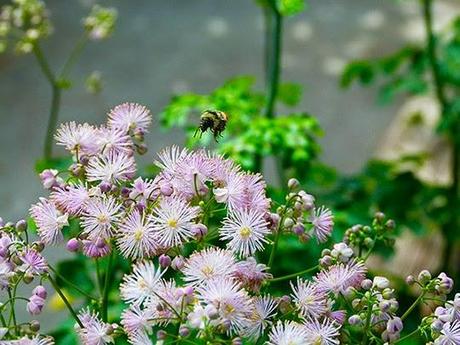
195;110;228;142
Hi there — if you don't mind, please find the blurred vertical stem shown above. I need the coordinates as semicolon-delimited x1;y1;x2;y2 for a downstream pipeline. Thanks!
255;0;286;184
101;250;114;322
422;0;459;275
32;35;88;160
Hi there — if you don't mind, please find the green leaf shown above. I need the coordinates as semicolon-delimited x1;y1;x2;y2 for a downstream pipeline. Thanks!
276;0;306;16
340;61;375;88
35;156;73;173
277;82;302;106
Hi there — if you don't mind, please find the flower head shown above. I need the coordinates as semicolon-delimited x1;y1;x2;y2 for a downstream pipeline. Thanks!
291;278;328;319
268;321;309;345
314;259;367;295
304;318;341;345
55;121;98;155
183;247;237;286
76;308;115;345
197;277;251;334
310;206;334;243
19;248;48;275
96;126;133;155
81;196;122;240
108;103;151;133
220;208;269;257
30;197;68;245
116;210;157;259
50;183;90;216
86;152;136;184
120;261;164;306
244;296;278;339
150;196;199;248
234;257;272;292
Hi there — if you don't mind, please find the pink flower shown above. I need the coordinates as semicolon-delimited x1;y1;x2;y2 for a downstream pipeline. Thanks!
30;198;69;245
55;121;98;155
150;196;200;248
81;196;122;240
183;247;237;286
234;257;272;293
86;152;136;184
96;126;133;155
314;259;367;295
291;278;328;319
108;103;152;133
19;248;48;275
220;208;270;257
309;206;334;243
50;183;90;216
116;209;157;259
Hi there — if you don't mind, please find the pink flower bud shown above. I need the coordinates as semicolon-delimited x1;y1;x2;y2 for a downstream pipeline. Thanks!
32;285;47;299
66;238;80;252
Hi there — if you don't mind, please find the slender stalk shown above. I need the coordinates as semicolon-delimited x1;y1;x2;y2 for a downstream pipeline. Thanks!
49;266;97;300
7;288;17;335
101;250;114;322
263;2;282;121
422;0;459;275
60;34;88;78
394;328;420;344
268;265;319;283
32;43;56;85
48;275;84;328
254;1;284;175
401;292;426;321
44;85;61;159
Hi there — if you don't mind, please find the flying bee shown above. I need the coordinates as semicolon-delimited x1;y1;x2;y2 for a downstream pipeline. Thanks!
194;110;228;142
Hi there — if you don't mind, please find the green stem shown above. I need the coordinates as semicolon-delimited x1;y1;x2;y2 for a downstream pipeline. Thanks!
101;250;114;322
401;292;426;321
32;43;61;160
60;34;88;78
48;275;84;328
32;43;56;85
49;266;97;300
268;265;319;283
95;259;103;297
422;0;459;276
7;288;17;335
264;1;282;120
394;327;420;344
362;299;373;345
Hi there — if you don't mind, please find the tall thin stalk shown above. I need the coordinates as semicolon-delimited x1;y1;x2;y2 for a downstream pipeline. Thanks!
32;36;88;160
422;0;460;275
255;0;286;184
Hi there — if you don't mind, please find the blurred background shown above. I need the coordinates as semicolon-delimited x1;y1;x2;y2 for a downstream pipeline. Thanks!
1;0;460;334
2;0;459;220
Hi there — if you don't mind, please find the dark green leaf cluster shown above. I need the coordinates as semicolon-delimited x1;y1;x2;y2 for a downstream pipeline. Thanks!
160;76;322;177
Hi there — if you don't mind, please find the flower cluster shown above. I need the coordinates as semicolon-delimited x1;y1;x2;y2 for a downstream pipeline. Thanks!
0;219;53;343
0;102;457;344
0;0;51;53
83;5;117;40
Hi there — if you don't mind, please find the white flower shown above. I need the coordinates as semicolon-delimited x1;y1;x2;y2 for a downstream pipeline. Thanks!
183;247;237;286
220;208;269;257
150;196;200;248
120;261;164;306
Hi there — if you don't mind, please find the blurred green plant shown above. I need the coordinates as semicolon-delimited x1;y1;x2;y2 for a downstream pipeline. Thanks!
340;1;460;276
160;0;322;184
0;0;117;159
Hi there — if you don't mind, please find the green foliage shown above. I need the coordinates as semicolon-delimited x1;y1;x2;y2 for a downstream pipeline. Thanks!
160;76;322;177
276;0;306;16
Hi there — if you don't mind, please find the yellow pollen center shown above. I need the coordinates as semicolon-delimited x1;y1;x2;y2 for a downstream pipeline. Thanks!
201;265;214;277
239;227;252;239
97;214;109;224
223;303;235;315
134;228;144;241
167;218;178;228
